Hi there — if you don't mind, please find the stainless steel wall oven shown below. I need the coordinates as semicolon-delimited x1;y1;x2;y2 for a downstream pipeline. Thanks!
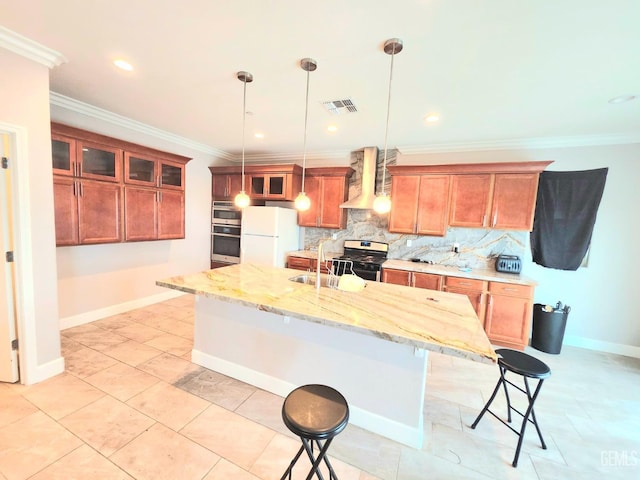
211;201;241;264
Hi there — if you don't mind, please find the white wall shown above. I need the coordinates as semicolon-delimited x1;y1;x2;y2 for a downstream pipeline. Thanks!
50;106;225;324
399;144;640;354
0;48;63;382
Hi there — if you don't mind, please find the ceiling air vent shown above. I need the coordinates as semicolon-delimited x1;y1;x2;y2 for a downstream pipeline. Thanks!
321;98;358;115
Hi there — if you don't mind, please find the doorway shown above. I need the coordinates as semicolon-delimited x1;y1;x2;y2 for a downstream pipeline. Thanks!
0;132;20;382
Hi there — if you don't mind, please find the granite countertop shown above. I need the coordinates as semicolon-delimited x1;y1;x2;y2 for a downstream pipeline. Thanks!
157;263;496;365
289;250;536;286
382;259;537;286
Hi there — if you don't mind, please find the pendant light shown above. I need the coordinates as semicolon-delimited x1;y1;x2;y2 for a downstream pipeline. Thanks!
294;57;317;212
234;71;253;209
373;38;403;215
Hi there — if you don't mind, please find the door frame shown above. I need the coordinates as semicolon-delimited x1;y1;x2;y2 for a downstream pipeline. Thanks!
1;131;19;381
0;123;38;384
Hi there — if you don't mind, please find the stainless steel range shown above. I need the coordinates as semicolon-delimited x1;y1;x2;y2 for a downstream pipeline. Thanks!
333;240;389;281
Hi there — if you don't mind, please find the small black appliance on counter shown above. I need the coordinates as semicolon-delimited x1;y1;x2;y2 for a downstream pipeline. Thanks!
495;255;522;274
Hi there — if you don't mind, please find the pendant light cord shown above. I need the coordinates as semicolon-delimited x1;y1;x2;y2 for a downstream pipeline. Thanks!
301;67;310;193
241;78;247;187
381;45;396;196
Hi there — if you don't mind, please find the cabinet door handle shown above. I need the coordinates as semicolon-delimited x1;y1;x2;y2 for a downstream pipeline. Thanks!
482;214;487;226
73;181;77;197
459;281;472;286
78;163;82;177
492;212;497;227
79;182;83;197
503;287;518;292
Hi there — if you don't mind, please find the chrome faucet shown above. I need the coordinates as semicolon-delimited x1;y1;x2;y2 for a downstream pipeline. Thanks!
316;239;330;291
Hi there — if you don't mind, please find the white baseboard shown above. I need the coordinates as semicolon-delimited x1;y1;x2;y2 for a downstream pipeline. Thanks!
60;290;185;330
563;335;640;359
22;356;65;385
192;348;424;449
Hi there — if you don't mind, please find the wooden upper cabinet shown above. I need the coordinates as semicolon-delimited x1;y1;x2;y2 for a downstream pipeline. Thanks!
245;164;302;201
490;173;539;230
416;175;450;235
51;122;190;246
53;176;122;245
53;176;79;245
388;173;450;236
388;162;552;233
51;134;77;177
209;166;244;201
297;167;353;229
388;175;420;234
52;132;122;182
124;153;185;191
449;174;492;228
158;190;185;239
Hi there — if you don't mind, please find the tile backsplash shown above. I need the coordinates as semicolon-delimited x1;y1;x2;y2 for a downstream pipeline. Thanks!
303;209;527;270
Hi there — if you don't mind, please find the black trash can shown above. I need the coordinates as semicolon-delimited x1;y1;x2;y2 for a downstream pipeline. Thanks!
531;302;570;354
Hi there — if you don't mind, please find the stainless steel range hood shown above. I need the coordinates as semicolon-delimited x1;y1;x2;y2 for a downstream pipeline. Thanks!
340;146;379;209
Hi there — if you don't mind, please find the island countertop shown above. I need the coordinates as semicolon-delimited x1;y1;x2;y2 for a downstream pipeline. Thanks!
157;263;497;365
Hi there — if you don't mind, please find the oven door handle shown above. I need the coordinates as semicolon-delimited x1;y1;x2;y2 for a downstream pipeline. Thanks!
212;232;241;238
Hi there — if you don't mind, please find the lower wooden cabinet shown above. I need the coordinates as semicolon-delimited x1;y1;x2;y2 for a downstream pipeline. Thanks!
443;277;487;327
287;255;331;273
53;176;121;245
382;268;443;290
485;282;534;350
383;267;534;350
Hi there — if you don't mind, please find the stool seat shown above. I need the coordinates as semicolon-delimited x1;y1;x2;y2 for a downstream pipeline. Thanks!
497;348;551;379
280;384;349;480
282;384;349;440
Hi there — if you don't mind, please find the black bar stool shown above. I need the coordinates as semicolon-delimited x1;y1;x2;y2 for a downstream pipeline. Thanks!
471;348;551;467
280;384;349;480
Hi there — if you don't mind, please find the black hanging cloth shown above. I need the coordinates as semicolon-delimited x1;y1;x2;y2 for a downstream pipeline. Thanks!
530;168;608;270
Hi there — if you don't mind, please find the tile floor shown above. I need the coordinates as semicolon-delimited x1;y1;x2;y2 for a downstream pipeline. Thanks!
0;294;638;479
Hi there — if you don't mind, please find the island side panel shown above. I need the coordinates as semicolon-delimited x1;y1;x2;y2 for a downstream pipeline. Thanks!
192;296;428;448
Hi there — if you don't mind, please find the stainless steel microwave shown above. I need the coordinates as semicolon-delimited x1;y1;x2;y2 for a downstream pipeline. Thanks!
212;201;242;226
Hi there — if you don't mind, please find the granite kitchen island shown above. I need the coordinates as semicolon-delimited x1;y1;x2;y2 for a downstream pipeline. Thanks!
157;263;496;448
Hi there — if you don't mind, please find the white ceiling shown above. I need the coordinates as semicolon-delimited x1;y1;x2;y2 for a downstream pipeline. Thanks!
1;0;639;159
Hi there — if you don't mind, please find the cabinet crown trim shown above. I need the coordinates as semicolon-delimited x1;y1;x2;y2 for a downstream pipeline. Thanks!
387;161;553;175
52;123;191;165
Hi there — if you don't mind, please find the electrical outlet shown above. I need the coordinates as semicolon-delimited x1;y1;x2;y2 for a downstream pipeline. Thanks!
407;239;412;247
453;242;460;253
332;233;338;240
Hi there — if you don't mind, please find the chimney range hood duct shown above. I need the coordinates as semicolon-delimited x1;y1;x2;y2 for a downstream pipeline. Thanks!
340;146;380;209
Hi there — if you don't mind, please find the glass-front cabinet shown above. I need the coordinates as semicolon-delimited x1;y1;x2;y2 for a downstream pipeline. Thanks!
249;174;286;198
52;134;121;182
124;152;184;190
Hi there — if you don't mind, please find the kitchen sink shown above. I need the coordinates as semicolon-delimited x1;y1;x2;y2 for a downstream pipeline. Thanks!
288;274;316;285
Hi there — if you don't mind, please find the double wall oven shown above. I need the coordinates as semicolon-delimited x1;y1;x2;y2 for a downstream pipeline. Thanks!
211;201;242;264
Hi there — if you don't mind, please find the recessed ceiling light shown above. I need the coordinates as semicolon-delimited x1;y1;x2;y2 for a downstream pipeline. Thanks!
113;59;133;71
254;133;264;139
424;114;440;124
327;125;338;132
608;95;636;104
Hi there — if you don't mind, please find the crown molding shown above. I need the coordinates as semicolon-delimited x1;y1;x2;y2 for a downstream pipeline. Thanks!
0;26;67;68
50;92;232;159
398;134;640;155
231;150;352;164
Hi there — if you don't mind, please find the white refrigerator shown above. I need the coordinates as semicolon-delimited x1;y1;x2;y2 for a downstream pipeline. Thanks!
240;206;300;267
